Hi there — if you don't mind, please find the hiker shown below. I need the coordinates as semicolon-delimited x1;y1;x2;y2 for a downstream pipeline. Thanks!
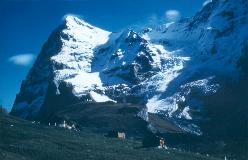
160;138;165;148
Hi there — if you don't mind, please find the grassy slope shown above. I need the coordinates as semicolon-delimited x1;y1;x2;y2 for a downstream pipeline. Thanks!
0;114;220;160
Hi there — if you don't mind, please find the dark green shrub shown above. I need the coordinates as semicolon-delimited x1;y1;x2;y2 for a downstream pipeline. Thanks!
0;105;8;115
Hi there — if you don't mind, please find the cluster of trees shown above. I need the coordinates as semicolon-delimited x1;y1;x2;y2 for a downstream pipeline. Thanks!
0;104;8;115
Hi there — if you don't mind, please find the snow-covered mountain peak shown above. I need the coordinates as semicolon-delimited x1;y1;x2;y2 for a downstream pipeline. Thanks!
51;15;111;70
64;15;93;29
62;15;111;44
51;16;112;96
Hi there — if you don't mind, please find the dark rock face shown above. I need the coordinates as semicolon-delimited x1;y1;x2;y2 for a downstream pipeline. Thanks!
10;26;65;119
37;82;81;121
238;41;248;78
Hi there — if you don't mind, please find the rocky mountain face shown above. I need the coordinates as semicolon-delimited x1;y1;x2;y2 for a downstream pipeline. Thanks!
11;0;248;141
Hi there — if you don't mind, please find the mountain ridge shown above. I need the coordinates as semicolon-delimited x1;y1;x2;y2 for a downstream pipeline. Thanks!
11;0;248;138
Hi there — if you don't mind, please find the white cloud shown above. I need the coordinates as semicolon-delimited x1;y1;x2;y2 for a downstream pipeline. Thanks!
165;10;181;22
8;54;35;66
203;0;212;6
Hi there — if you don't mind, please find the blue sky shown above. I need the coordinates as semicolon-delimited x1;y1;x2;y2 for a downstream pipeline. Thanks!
0;0;206;111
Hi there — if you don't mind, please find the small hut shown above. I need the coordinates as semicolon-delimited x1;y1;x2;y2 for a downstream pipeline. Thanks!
118;132;126;139
105;130;126;139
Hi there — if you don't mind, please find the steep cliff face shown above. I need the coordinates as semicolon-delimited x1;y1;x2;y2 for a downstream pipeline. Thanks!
10;24;64;119
11;0;248;136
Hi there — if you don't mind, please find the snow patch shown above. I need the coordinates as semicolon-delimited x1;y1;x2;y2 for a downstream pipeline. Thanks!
178;106;192;120
89;91;116;103
65;72;103;96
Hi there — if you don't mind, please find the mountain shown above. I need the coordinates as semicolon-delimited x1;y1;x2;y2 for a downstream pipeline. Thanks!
10;0;248;154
